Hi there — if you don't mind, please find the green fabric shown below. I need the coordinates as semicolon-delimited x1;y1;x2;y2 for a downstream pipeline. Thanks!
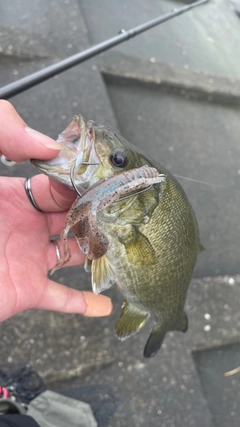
0;400;26;415
27;391;97;427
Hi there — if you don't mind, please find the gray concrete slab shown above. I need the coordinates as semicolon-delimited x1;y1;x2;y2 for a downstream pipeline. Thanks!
98;52;240;278
192;342;240;427
81;0;240;79
1;273;240;426
0;0;117;178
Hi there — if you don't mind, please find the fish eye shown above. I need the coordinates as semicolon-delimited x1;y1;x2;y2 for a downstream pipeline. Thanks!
110;150;128;168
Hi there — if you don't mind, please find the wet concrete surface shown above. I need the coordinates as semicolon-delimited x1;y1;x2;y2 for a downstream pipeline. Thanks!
99;52;240;277
1;272;240;426
81;0;240;79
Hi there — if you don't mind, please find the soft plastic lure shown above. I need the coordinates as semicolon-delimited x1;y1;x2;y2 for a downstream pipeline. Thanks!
52;165;165;272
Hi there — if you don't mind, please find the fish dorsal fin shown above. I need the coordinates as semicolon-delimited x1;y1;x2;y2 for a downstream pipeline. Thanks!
115;301;149;340
125;232;156;265
92;255;116;295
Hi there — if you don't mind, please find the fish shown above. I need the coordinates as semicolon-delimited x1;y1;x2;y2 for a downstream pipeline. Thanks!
31;114;203;358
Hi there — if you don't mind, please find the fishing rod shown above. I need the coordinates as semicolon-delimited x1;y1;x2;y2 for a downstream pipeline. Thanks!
0;0;209;99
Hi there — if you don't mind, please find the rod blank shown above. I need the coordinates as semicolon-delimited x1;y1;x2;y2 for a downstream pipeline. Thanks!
0;0;209;99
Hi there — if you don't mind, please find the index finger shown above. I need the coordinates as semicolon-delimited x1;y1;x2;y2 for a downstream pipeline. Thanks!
0;100;61;162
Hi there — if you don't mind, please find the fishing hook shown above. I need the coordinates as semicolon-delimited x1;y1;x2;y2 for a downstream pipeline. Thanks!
116;185;153;201
116;173;165;202
70;161;100;197
71;159;165;201
70;163;83;197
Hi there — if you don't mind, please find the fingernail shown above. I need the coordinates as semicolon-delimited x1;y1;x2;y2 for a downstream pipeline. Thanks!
83;292;113;317
25;127;60;150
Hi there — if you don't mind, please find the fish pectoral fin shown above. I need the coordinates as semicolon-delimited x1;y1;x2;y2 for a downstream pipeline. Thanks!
144;326;166;358
92;255;116;295
115;301;149;340
125;232;156;265
199;242;205;253
173;311;188;333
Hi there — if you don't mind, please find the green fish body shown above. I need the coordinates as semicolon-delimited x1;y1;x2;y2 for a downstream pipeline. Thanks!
32;115;201;357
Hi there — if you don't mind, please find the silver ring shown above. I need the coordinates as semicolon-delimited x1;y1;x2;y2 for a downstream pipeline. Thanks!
25;178;43;212
1;155;16;166
52;240;61;262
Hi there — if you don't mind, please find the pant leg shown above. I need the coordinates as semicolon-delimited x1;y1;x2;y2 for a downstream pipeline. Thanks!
0;415;40;427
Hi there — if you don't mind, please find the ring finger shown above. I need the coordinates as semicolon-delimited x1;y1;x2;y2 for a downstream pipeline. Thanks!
47;237;85;271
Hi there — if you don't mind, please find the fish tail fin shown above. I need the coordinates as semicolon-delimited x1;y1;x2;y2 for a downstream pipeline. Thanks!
143;326;166;358
144;312;189;358
173;311;188;333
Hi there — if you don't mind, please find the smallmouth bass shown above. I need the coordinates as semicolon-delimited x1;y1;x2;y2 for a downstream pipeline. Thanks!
32;115;202;358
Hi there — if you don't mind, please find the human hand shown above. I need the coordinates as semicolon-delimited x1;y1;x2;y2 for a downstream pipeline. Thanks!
0;101;112;322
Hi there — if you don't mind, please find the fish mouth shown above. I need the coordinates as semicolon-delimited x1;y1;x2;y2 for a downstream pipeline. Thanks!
31;115;100;190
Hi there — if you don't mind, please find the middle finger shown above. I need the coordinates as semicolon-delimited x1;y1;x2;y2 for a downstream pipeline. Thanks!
30;174;76;212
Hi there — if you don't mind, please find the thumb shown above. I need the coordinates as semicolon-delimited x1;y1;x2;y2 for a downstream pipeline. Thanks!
36;278;113;317
0;100;60;162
